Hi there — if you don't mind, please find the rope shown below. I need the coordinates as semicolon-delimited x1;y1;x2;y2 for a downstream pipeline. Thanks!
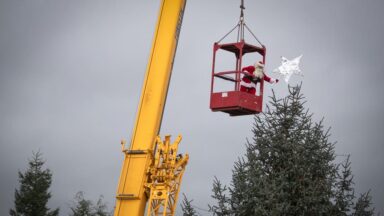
217;22;240;43
192;204;210;212
216;0;264;46
238;0;245;41
192;204;210;216
244;23;263;46
240;0;245;19
237;22;241;42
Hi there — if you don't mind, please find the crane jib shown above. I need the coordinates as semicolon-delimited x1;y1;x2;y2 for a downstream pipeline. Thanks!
113;1;189;216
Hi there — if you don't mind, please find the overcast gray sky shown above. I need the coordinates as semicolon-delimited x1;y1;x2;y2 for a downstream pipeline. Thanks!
1;0;383;215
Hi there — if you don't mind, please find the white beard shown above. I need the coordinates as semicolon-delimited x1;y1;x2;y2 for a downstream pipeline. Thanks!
254;66;264;79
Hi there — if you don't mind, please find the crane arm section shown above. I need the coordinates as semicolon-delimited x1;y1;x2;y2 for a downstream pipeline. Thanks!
114;0;187;215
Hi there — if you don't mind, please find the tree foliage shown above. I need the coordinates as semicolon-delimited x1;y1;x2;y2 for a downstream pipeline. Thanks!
181;193;198;216
208;85;376;215
69;191;111;216
334;155;355;215
353;191;375;216
10;151;59;216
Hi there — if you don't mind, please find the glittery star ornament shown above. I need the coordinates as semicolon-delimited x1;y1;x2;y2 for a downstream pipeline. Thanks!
273;55;303;83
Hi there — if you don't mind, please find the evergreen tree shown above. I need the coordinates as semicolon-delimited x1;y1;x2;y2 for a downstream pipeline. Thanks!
334;155;355;215
10;151;59;216
209;85;376;215
181;193;198;216
93;195;110;216
69;192;93;216
69;192;111;216
353;191;375;216
209;177;232;216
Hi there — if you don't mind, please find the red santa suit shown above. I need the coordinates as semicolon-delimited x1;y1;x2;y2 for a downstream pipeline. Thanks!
240;62;278;94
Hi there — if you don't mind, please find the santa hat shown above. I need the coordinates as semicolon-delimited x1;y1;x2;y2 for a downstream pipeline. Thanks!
255;61;264;68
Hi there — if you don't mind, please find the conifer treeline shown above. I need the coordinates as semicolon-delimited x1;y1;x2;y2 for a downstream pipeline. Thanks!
183;85;376;216
10;152;111;216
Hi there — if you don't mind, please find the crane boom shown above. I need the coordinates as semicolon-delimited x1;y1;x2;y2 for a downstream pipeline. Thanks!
114;0;187;215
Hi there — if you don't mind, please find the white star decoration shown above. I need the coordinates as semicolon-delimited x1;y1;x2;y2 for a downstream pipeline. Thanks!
273;55;303;83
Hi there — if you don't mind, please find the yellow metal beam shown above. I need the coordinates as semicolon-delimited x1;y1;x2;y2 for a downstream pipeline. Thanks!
114;0;187;215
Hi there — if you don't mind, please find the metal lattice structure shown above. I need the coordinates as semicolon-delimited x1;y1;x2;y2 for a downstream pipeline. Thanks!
145;135;189;216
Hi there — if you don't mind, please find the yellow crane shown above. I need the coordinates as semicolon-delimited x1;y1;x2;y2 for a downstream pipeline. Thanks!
114;0;188;216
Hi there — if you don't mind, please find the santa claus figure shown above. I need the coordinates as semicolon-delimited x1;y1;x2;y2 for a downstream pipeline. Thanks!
240;61;279;94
